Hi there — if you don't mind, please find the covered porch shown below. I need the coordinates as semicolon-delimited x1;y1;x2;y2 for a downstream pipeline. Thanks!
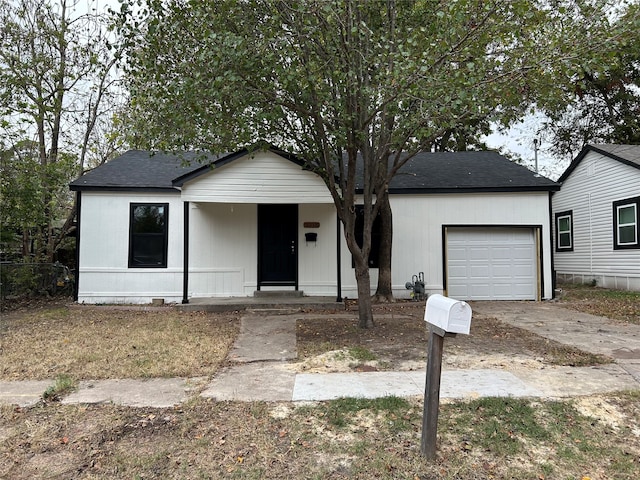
177;149;343;304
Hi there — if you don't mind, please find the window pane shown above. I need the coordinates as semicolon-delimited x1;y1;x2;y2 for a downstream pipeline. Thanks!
559;232;571;248
133;205;165;233
618;205;636;225
131;235;165;265
558;217;570;232
619;225;637;245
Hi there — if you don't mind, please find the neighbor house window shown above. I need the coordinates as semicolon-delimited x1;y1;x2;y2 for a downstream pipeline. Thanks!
613;196;640;250
129;203;169;267
555;210;573;252
353;205;382;268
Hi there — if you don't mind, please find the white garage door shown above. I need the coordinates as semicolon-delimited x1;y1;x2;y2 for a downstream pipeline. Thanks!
447;227;537;300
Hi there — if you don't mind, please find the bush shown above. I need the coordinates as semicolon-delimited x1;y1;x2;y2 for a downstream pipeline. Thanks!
0;262;73;303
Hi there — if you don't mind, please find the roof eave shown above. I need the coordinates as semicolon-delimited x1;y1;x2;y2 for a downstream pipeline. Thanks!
379;185;560;195
558;144;640;183
69;185;181;193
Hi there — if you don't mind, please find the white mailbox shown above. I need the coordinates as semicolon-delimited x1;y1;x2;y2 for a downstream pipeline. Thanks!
424;294;472;335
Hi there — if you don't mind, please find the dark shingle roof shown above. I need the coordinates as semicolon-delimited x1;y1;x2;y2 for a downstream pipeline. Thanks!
387;151;557;192
70;148;559;193
69;150;216;191
558;144;640;183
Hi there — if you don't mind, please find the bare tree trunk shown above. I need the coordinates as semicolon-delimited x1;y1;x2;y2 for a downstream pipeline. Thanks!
22;228;30;259
373;192;394;303
354;258;375;329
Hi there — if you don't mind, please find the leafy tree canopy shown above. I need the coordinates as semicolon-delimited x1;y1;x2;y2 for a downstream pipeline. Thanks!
118;0;633;326
540;1;640;159
0;0;123;262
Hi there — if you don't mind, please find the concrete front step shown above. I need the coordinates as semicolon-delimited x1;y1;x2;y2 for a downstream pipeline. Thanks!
175;296;343;313
253;290;304;298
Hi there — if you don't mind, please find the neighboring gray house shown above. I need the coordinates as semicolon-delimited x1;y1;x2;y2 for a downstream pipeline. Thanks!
552;144;640;291
70;147;559;304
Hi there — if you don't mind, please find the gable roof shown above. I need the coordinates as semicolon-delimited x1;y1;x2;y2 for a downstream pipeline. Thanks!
70;148;559;193
69;147;303;192
558;144;640;183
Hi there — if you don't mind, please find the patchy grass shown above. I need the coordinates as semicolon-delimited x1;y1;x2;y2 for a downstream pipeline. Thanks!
1;392;638;479
0;306;239;380
348;345;378;362
42;374;77;402
559;283;640;324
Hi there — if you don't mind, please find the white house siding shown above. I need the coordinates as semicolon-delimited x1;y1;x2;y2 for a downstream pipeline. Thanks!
298;204;340;296
186;202;339;298
77;192;184;304
187;203;257;297
180;151;334;204
338;192;554;300
553;151;640;291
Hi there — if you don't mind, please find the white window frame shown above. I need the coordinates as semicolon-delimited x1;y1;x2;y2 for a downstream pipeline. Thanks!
617;203;637;246
555;210;573;252
613;196;640;250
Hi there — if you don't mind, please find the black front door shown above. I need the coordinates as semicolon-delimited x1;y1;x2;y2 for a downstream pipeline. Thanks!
258;204;298;288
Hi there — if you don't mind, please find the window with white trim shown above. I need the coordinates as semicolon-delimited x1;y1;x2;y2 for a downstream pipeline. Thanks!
555;210;573;252
613;196;640;250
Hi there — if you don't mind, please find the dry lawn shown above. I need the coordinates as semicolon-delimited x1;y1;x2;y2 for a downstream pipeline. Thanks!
1;392;639;479
1;292;639;479
558;283;640;324
0;305;239;380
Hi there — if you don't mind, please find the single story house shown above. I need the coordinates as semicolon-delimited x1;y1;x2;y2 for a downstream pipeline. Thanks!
552;144;640;291
69;147;559;304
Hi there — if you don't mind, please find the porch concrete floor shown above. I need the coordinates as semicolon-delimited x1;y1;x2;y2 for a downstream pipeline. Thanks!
175;296;344;313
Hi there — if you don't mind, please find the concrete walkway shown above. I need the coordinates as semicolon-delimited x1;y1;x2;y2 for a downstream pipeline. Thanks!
2;302;639;407
201;304;640;402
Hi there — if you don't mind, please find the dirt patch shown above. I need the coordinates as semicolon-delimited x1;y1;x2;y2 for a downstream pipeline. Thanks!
296;302;610;372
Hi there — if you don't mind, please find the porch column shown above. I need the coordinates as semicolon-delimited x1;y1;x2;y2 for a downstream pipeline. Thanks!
182;201;190;304
336;214;342;302
73;191;82;302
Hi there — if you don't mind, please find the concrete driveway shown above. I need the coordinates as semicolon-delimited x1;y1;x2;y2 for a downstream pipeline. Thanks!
470;301;640;382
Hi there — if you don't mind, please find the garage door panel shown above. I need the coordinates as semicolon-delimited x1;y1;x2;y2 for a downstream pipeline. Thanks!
469;265;490;277
468;284;491;298
468;247;490;260
512;246;535;259
513;283;536;294
491;247;515;260
492;265;515;277
492;284;517;297
448;265;468;277
447;247;468;261
513;266;534;277
447;228;537;301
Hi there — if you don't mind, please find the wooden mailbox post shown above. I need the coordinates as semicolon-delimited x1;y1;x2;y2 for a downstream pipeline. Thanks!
421;294;472;460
